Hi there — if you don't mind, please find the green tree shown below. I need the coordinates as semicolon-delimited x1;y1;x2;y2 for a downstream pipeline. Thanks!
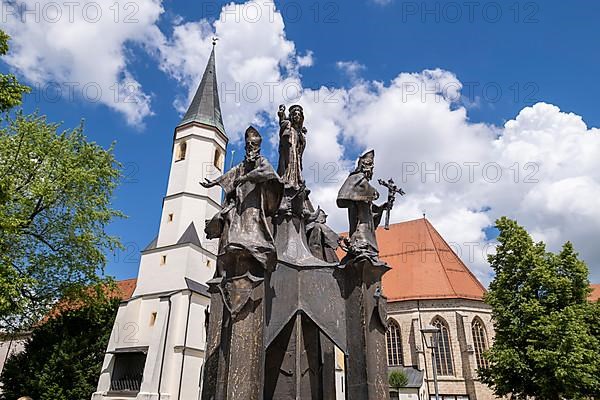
0;297;120;400
0;30;30;112
0;113;123;330
0;27;122;330
480;217;600;399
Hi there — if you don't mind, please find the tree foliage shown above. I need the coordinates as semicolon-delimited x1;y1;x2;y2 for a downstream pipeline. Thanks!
0;113;123;330
480;217;600;399
389;370;409;389
0;30;30;112
0;297;120;400
0;28;123;330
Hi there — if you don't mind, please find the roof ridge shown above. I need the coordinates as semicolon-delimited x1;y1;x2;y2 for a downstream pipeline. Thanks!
424;218;487;295
423;218;457;297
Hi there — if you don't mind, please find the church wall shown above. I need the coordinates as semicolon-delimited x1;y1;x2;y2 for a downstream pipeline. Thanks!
93;290;210;400
183;246;217;289
137;296;175;397
168;126;225;202
387;298;497;400
0;335;27;388
158;195;215;248
174;124;227;151
186;295;209;351
112;296;154;346
158;292;188;397
134;246;215;296
156;291;209;400
158;125;224;249
179;351;204;399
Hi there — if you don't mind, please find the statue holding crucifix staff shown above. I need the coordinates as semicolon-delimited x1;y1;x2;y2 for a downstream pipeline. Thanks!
337;149;406;400
337;150;390;264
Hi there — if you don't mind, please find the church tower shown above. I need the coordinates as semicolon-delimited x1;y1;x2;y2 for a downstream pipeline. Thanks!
92;43;227;400
134;43;226;296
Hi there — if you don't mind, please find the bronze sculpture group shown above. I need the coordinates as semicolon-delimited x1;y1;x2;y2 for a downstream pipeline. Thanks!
201;105;404;400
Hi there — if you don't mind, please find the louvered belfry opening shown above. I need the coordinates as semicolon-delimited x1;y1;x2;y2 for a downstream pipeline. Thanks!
110;352;147;393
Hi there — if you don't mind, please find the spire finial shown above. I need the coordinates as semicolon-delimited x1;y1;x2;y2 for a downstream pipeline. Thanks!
422;211;426;219
177;38;225;135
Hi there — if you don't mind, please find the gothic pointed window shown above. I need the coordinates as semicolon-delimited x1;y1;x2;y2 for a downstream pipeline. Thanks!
432;317;454;376
386;319;403;366
472;317;489;369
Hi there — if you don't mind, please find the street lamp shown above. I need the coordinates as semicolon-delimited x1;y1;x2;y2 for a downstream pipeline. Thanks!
421;325;441;400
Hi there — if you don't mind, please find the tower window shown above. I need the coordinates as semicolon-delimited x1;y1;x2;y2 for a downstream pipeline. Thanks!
150;312;157;326
386;319;403;366
472;317;489;369
214;148;224;170
432;317;455;376
176;141;187;161
160;255;167;265
168;213;174;222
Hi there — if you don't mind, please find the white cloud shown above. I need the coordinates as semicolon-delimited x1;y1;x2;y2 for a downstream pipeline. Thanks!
4;0;599;285
336;60;366;82
1;0;163;126
372;0;394;5
297;51;314;68
149;1;600;284
293;80;600;285
366;98;600;284
150;0;310;137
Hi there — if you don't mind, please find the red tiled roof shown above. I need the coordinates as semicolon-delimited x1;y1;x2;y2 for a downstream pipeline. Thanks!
114;278;137;301
45;278;137;321
590;284;600;302
119;239;597;305
337;218;487;302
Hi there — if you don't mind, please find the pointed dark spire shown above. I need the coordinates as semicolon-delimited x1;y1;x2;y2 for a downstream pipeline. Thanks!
177;43;225;136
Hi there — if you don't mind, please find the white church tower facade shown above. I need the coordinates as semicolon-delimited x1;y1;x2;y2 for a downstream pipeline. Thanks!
92;44;227;400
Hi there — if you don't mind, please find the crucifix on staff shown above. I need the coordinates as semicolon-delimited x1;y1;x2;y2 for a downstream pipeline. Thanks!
378;178;405;230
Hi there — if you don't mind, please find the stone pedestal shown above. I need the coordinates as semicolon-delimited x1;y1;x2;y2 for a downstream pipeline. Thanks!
264;313;323;399
320;333;337;399
262;212;345;400
343;257;391;400
263;258;346;399
201;260;265;400
201;289;225;399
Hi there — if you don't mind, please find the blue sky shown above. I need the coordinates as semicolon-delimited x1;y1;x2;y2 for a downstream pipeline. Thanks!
2;0;599;283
